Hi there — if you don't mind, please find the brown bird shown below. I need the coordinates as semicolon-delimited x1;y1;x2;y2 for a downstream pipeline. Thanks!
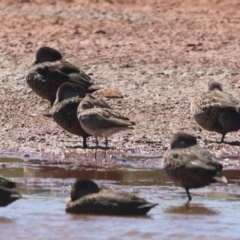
65;179;158;215
51;82;110;148
51;82;89;148
190;81;240;143
163;132;227;201
0;176;22;207
26;46;98;107
77;98;135;160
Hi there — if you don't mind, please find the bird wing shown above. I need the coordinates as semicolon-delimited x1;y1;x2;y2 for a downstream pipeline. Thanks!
85;94;112;109
99;109;134;128
164;145;222;171
184;145;223;172
68;73;93;87
59;60;92;81
211;90;239;108
80;109;133;131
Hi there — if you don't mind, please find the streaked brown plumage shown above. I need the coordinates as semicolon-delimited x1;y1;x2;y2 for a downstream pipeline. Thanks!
0;176;22;207
163;132;227;201
190;81;240;143
77;98;135;159
65;179;158;215
26;46;97;106
51;83;111;148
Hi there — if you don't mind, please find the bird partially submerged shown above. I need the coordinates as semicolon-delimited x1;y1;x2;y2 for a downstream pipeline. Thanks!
163;132;227;201
190;81;240;143
0;176;22;207
65;179;158;215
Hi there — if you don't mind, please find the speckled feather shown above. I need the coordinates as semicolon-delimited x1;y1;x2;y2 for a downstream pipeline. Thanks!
163;132;227;201
190;81;240;141
52;96;90;138
163;144;226;189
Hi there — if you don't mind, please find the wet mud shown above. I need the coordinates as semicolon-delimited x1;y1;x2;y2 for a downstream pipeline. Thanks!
0;0;240;169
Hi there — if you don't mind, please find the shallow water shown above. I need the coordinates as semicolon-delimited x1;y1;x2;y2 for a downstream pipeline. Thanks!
0;156;240;240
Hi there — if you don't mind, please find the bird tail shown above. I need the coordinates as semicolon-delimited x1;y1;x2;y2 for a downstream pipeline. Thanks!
213;175;228;184
138;203;158;209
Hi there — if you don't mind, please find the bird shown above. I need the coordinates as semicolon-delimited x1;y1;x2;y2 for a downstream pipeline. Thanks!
163;132;228;202
190;81;240;143
77;98;135;160
0;176;22;207
51;82;90;148
51;82;111;148
0;175;16;189
65;179;158;215
26;46;98;108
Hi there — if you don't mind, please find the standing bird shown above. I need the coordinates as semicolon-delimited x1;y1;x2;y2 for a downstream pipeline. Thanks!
0;176;22;207
163;132;227;202
26;46;98;108
65;179;158;215
77;99;135;160
51;82;90;148
190;81;240;143
51;82;110;148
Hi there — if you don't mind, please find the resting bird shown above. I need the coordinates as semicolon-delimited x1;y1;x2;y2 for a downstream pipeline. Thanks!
190;81;240;143
65;179;158;215
26;46;98;107
0;176;22;207
0;175;16;189
51;82;110;148
163;132;227;201
77;98;135;160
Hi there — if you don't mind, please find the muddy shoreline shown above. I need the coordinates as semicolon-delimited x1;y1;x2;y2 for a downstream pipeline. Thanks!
1;0;240;168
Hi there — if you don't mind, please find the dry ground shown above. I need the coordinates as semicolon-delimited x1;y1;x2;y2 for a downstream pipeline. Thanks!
1;0;240;167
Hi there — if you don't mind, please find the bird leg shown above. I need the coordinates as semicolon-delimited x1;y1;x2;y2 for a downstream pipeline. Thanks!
104;138;108;160
185;188;192;202
95;136;98;160
220;134;226;143
82;137;87;149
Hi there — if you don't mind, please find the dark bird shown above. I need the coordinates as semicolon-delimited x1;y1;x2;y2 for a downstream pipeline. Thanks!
0;175;16;189
191;81;240;143
26;46;98;107
65;179;158;215
51;82;110;148
163;132;227;202
77;98;135;160
0;176;22;207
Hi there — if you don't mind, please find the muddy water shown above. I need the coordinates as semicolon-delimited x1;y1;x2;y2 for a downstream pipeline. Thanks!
0;157;240;239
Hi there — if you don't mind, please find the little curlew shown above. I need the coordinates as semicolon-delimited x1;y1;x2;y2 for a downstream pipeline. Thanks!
77;98;135;160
